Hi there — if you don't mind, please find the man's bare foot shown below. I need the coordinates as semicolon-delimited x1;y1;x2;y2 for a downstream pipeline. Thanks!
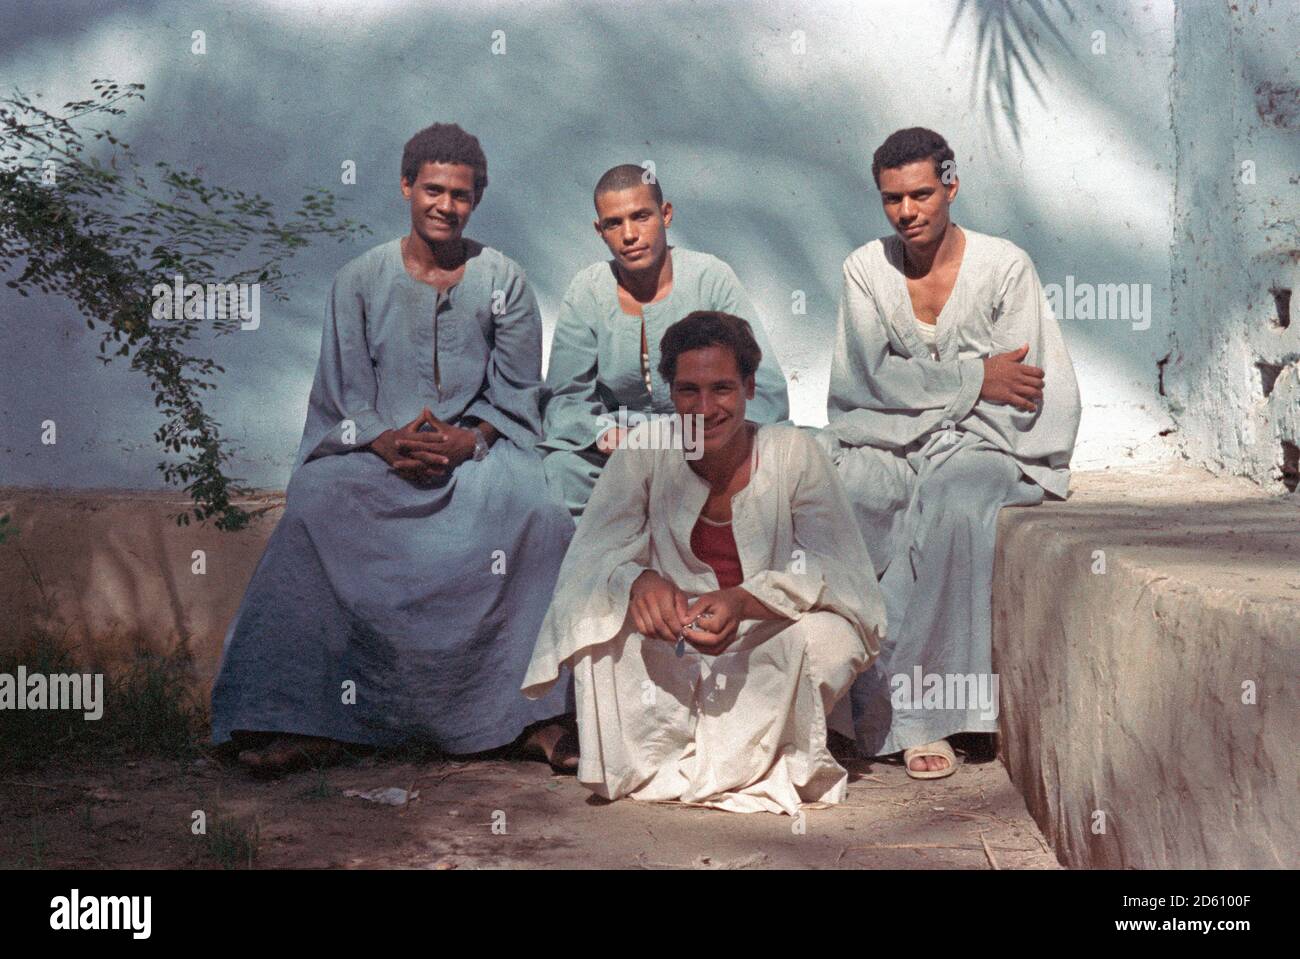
237;734;343;778
519;721;579;774
909;752;950;773
902;738;958;779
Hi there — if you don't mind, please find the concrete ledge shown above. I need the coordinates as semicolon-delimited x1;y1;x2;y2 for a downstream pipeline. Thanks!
2;468;1296;868
0;489;287;699
994;467;1298;869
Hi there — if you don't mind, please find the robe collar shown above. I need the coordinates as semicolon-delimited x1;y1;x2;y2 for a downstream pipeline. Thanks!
657;419;766;582
881;225;975;361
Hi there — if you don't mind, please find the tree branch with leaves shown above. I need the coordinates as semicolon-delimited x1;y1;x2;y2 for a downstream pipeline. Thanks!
0;79;367;530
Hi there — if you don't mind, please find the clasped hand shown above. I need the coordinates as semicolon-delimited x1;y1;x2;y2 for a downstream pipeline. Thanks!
628;570;749;654
369;407;476;482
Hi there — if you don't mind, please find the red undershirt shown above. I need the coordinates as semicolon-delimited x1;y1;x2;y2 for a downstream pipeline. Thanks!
690;516;743;589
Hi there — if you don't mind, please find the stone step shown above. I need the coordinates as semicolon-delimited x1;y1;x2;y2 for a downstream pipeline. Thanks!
1;467;1296;867
994;467;1298;869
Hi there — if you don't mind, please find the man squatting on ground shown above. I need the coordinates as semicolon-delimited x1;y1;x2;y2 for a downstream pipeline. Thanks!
524;311;886;814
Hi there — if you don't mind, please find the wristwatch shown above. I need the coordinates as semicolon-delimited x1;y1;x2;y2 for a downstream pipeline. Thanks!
471;428;490;462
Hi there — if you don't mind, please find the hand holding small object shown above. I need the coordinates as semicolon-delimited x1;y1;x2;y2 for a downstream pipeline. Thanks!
681;587;787;655
629;570;690;644
674;616;702;657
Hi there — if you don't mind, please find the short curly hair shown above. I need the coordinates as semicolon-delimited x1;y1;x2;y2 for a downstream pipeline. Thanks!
658;310;762;385
871;127;954;188
401;123;489;205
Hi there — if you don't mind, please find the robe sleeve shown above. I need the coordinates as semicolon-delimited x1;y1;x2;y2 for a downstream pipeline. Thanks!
461;261;548;451
539;276;609;452
705;261;791;424
823;254;984;451
522;438;655;697
293;270;389;470
735;429;886;658
963;248;1081;495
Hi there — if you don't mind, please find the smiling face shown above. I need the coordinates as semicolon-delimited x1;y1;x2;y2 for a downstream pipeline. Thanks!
593;183;673;274
877;159;959;250
401;161;477;245
670;344;755;455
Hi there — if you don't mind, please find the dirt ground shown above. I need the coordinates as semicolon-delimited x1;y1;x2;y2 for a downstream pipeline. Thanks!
1;743;1062;870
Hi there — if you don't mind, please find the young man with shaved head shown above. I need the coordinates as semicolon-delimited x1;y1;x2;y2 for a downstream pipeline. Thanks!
818;128;1080;779
539;164;790;517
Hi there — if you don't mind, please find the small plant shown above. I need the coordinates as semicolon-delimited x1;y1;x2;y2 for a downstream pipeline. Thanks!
110;645;204;760
0;627;207;771
0;629;91;770
28;814;48;869
297;769;336;802
203;812;260;870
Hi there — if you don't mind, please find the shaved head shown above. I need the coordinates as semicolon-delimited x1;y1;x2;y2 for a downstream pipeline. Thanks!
593;164;663;209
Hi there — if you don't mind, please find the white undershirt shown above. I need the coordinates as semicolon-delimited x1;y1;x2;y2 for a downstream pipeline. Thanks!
915;318;939;359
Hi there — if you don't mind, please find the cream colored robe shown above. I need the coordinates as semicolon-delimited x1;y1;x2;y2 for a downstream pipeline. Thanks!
523;420;886;814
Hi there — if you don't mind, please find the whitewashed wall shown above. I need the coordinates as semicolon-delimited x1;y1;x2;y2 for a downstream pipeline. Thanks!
1167;0;1299;493
1;0;1288;492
